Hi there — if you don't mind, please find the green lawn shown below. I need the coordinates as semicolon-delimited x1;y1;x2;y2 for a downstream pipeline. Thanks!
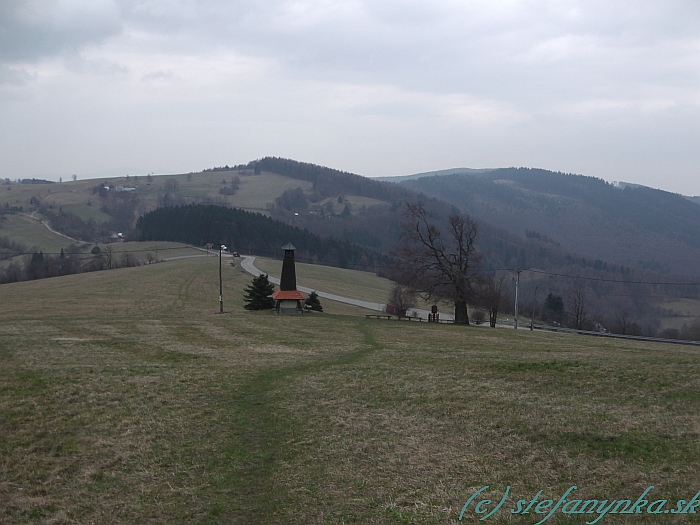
1;257;699;524
60;203;112;223
0;213;73;254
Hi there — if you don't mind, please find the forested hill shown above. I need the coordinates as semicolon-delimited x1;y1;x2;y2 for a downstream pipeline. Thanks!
244;158;697;284
399;167;700;276
130;162;698;330
135;204;387;270
246;157;416;204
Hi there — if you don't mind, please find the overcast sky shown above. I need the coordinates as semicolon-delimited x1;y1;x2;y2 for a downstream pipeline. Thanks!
2;0;699;194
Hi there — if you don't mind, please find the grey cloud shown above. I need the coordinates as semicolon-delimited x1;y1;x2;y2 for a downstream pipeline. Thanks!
0;65;37;101
0;0;123;63
110;0;699;105
5;0;698;100
0;65;36;86
141;69;175;81
64;53;130;76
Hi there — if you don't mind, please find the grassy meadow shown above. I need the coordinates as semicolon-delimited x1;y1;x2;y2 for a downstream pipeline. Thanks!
252;257;456;314
0;214;73;254
658;298;700;331
1;254;700;524
1;170;311;219
253;256;395;304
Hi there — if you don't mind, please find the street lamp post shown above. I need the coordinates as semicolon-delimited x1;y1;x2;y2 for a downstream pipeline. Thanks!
514;268;521;329
219;244;227;313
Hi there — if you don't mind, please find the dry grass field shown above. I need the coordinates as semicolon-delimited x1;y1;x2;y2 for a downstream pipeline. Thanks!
252;257;456;314
658;298;700;331
252;256;395;304
0;214;73;255
0;170;310;220
1;256;700;524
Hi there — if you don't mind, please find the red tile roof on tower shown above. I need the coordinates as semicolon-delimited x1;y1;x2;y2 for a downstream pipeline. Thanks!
272;289;305;301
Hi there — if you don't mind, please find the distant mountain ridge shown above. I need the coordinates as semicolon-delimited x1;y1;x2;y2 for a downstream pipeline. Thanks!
398;167;700;276
372;167;495;183
384;169;700;203
244;158;700;278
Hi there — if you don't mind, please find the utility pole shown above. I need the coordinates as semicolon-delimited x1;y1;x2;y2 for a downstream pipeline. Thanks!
514;269;521;329
219;244;227;313
530;286;538;331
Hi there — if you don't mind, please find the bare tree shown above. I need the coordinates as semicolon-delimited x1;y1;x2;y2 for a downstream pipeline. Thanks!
471;310;486;325
393;202;481;324
614;308;634;335
479;274;508;327
569;282;586;330
121;252;139;268
102;244;114;270
388;283;417;311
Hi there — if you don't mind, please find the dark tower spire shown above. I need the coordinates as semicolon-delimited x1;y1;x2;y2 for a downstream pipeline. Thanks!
280;243;297;291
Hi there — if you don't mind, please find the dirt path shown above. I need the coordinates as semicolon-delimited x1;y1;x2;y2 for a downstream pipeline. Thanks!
24;212;79;243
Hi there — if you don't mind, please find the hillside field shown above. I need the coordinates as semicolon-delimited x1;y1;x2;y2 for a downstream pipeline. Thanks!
253;256;458;315
1;171;311;220
4;161;700;334
2;256;700;524
0;214;74;255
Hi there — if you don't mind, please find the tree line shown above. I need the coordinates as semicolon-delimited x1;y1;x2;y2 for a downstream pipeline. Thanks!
246;157;415;204
391;202;700;339
135;204;388;270
0;244;144;285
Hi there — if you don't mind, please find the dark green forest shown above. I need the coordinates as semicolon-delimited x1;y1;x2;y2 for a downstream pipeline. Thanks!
246;157;414;203
135;204;387;270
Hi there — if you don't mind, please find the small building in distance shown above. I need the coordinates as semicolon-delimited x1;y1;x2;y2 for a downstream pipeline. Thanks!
271;243;305;314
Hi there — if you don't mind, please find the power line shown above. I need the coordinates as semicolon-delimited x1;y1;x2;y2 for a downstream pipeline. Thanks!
523;268;700;286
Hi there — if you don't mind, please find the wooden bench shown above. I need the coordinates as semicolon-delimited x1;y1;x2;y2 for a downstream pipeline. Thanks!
365;314;392;320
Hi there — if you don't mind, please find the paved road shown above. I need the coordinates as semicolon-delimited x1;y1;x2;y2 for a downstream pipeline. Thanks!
240;256;455;320
25;212;79;243
241;256;385;312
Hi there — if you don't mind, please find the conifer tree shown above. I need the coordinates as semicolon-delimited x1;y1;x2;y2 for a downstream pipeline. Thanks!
305;291;323;312
243;274;275;310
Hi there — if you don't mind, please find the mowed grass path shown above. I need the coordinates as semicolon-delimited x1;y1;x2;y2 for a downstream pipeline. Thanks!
1;257;700;524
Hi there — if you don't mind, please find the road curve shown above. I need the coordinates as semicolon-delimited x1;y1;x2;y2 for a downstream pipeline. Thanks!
241;256;386;312
240;256;455;320
25;212;79;243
